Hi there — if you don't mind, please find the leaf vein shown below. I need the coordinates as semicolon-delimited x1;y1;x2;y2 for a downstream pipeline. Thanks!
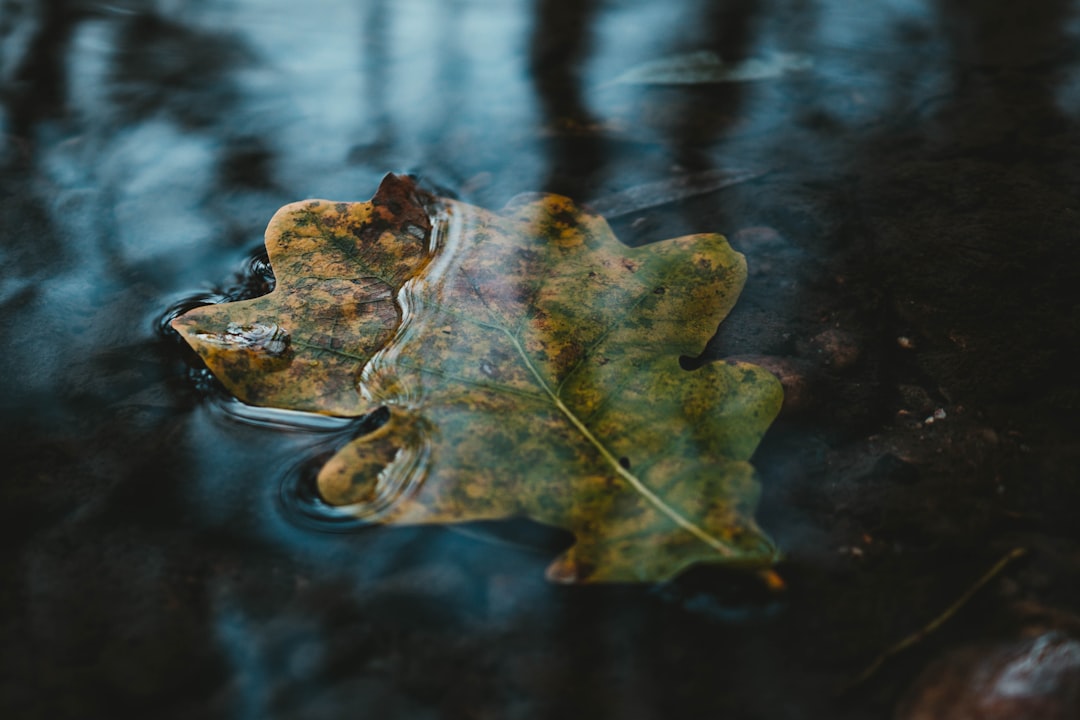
501;328;737;557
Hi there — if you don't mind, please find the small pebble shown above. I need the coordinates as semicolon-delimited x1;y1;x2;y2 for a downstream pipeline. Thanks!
898;384;935;414
809;328;861;371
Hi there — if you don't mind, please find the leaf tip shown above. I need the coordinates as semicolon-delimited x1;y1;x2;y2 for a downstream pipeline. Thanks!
373;172;428;209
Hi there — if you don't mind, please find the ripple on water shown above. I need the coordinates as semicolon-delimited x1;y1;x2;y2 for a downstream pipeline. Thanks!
159;199;460;535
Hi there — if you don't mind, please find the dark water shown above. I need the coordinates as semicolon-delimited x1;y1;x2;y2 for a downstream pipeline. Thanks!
3;1;1080;718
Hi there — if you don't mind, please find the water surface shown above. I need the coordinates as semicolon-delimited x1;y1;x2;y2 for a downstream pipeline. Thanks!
3;1;1080;717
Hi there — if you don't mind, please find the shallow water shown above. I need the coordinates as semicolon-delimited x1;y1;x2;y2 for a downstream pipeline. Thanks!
4;1;1080;718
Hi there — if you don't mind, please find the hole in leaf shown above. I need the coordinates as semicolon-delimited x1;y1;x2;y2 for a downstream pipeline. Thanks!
679;354;705;371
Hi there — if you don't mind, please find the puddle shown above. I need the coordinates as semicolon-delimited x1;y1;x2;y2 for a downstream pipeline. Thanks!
4;0;1079;717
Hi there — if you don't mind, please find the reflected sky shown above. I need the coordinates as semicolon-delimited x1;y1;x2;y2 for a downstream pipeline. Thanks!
8;0;1043;213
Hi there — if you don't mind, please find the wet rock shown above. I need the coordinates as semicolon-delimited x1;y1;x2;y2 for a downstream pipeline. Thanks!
807;328;862;372
897;632;1080;720
898;384;936;415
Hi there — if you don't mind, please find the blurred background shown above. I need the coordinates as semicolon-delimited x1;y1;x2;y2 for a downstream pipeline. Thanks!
3;0;1080;718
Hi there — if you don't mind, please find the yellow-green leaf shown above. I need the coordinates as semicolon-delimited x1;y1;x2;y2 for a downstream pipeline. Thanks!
172;174;783;583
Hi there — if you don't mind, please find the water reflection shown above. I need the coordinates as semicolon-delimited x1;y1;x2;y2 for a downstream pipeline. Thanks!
529;0;606;194
4;0;1080;716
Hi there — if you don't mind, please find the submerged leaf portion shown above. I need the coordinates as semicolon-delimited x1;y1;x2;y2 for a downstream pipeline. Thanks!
173;174;783;583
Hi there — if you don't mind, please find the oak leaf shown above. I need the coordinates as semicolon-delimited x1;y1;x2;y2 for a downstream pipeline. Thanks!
172;174;783;583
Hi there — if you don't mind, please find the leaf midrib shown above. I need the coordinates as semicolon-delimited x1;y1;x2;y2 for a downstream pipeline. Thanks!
500;327;736;558
403;214;738;557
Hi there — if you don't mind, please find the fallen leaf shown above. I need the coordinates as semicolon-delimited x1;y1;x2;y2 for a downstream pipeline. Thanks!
172;174;783;583
610;50;812;85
